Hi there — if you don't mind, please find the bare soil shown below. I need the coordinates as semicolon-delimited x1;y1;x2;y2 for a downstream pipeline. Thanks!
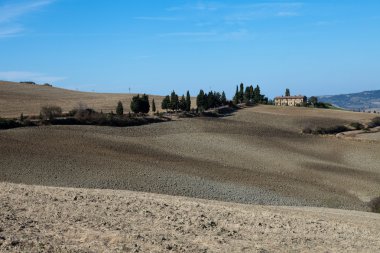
1;84;380;252
1;105;379;211
1;182;379;253
0;81;196;117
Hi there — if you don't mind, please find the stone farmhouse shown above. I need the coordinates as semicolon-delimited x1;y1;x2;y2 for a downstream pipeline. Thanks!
275;96;307;106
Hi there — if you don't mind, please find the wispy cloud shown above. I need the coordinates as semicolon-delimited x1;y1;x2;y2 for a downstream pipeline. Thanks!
0;71;66;84
157;29;254;42
277;11;299;17
0;0;54;37
224;2;303;22
158;31;218;37
0;26;23;38
134;16;182;21
0;0;53;23
167;2;225;12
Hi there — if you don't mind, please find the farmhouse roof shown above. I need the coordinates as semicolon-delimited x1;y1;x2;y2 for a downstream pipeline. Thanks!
274;95;306;100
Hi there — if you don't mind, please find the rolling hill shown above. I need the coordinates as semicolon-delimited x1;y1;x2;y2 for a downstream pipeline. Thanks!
318;90;380;112
1;83;380;251
0;81;196;118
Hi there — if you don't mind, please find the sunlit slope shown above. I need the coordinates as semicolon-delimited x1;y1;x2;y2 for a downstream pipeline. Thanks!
0;81;192;117
1;105;379;212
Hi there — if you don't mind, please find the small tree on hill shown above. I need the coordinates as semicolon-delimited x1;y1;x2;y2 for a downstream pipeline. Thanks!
239;83;244;103
152;98;156;112
233;85;239;104
161;95;170;111
186;90;191;111
116;101;124;116
221;91;227;105
179;95;186;111
197;89;206;111
285;88;290;97
130;94;150;114
254;85;261;104
309;96;318;106
40;105;62;120
170;90;179;111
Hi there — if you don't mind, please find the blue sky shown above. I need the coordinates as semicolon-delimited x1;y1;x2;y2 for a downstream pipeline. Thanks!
0;0;379;98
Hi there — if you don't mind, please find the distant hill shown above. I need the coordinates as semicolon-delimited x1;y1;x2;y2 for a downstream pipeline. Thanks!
0;81;168;118
318;90;380;112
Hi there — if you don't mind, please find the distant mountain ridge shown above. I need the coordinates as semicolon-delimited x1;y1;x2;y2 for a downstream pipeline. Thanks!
318;90;380;111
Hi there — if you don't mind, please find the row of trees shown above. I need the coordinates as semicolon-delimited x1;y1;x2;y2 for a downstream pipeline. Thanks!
162;90;191;111
233;83;268;104
196;90;227;111
116;82;268;115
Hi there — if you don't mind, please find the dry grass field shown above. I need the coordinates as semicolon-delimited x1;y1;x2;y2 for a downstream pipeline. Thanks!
1;182;379;252
0;81;196;118
1;84;380;252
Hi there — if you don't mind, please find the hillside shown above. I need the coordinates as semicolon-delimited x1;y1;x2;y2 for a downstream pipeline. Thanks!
318;90;380;111
1;182;379;252
0;81;194;118
1;104;380;251
1;105;378;212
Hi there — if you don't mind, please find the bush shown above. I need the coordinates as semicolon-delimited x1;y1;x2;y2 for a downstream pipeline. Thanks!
302;127;312;134
40;106;62;120
369;197;380;213
371;117;380;127
131;94;150;114
116;101;124;116
313;125;349;135
0;118;22;129
350;122;365;130
304;125;349;135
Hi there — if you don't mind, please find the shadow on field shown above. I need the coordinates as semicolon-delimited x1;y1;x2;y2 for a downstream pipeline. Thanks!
369;197;380;213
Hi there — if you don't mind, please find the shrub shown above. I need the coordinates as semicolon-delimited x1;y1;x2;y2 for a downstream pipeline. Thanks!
40;106;62;120
116;101;124;116
350;122;365;130
325;125;348;134
369;197;380;213
0;118;22;129
131;94;150;114
302;127;312;134
371;117;380;127
311;125;349;135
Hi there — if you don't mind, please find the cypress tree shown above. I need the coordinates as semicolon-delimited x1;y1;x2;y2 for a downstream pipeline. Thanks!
254;85;261;104
116;101;124;116
197;90;205;111
239;83;244;103
233;85;239;104
221;91;227;105
170;90;179;111
152;98;156;112
161;95;170;111
249;85;254;100
186;90;191;111
141;94;150;113
285;88;290;97
179;95;186;111
131;94;150;114
244;86;251;102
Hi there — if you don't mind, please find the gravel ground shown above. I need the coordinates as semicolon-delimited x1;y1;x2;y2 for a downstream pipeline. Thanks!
1;105;379;211
1;182;380;253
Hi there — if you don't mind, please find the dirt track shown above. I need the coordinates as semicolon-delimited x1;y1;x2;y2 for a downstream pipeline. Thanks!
1;182;379;252
1;105;379;212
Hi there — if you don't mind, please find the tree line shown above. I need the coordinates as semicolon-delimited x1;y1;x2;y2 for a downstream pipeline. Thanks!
233;83;268;105
116;82;268;115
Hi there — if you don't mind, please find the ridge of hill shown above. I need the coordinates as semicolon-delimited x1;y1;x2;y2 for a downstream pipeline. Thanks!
318;90;380;112
0;81;172;118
